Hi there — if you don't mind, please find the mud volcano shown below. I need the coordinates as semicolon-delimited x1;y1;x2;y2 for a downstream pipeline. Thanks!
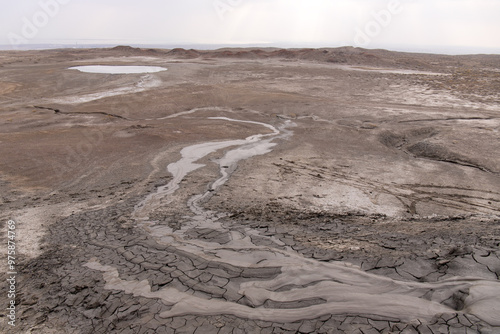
1;46;499;333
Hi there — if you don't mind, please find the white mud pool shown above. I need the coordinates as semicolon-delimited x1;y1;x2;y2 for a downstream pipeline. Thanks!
69;65;167;74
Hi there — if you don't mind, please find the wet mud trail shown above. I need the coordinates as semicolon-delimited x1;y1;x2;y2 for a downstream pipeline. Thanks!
72;111;500;332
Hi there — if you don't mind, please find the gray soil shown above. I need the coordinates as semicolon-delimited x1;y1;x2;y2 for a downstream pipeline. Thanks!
0;46;499;333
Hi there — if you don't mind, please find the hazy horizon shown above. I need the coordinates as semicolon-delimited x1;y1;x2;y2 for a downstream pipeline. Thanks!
2;0;500;56
2;42;500;56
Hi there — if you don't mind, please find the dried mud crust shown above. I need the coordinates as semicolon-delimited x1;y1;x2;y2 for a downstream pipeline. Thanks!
216;202;500;280
7;198;500;334
414;68;500;104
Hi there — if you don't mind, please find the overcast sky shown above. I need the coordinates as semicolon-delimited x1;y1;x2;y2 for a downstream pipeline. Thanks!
1;0;500;54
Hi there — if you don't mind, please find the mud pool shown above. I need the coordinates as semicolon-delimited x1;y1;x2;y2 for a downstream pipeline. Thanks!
69;65;167;74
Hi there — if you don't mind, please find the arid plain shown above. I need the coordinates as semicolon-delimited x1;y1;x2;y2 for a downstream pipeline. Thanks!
1;46;500;333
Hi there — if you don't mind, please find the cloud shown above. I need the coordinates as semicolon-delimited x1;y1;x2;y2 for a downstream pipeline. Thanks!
1;0;499;53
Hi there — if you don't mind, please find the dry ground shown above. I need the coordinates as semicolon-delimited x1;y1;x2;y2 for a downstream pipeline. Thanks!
0;47;499;333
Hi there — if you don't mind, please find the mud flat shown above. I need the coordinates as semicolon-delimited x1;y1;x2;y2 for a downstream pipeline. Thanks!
0;46;499;333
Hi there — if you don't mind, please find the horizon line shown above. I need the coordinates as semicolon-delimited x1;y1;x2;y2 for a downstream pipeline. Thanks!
1;42;499;56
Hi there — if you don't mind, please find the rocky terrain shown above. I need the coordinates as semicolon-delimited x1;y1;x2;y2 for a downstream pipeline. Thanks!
0;46;499;333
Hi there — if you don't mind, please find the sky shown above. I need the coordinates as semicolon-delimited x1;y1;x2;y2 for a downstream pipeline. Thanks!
1;0;500;54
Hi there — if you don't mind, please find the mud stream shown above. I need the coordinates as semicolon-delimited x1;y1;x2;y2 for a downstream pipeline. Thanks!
86;113;500;326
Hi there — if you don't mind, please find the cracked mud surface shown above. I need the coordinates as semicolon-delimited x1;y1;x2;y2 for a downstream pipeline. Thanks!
1;47;499;333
